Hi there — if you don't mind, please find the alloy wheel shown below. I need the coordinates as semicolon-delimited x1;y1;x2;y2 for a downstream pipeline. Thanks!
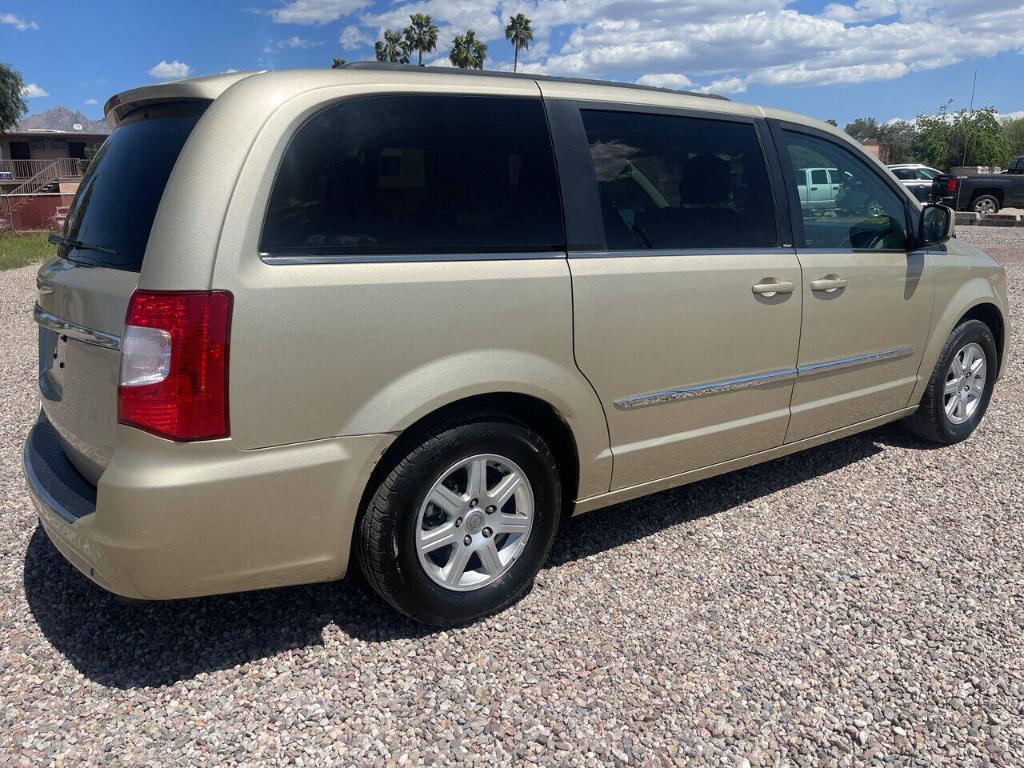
415;454;535;591
943;342;986;425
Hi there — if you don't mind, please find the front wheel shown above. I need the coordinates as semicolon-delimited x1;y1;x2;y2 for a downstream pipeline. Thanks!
356;411;561;625
903;319;997;444
973;195;999;215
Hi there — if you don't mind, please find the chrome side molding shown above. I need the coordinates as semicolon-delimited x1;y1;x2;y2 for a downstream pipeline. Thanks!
796;346;913;378
33;304;121;351
614;346;913;410
614;368;797;410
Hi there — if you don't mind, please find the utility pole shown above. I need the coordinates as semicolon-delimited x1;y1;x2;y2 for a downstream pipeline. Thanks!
962;70;977;167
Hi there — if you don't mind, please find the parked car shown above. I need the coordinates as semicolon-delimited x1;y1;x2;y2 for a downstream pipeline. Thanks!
47;205;70;232
1007;156;1024;174
932;168;1024;214
888;163;942;202
25;66;1009;625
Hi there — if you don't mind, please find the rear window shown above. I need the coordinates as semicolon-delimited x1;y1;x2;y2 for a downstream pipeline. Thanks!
59;102;205;271
260;94;564;256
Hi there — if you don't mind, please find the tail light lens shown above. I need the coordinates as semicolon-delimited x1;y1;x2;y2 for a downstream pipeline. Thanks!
119;290;232;441
946;178;958;193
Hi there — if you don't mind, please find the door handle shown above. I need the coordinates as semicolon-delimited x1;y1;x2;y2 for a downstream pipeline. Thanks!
810;186;819;191
810;275;848;293
751;279;795;297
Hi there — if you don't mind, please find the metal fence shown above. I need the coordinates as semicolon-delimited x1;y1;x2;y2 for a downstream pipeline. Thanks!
0;192;73;234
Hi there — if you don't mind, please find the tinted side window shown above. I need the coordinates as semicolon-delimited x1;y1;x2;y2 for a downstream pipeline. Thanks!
811;169;829;184
580;110;777;250
892;168;916;180
782;130;907;250
261;95;563;255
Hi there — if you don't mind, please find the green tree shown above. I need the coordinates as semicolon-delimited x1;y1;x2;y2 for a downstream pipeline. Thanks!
877;120;916;164
0;62;27;133
1002;116;1024;158
78;144;100;175
331;58;346;69
449;30;487;69
375;30;410;64
404;14;439;66
825;119;838;127
505;14;533;73
843;117;880;142
914;107;1010;169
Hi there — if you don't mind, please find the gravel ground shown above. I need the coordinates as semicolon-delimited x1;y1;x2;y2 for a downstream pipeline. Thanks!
2;229;1023;766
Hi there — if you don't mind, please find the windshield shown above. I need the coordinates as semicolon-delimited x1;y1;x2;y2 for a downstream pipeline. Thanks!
59;102;206;271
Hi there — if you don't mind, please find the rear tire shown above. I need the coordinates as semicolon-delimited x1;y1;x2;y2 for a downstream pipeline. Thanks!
903;319;997;444
356;411;561;625
972;195;999;215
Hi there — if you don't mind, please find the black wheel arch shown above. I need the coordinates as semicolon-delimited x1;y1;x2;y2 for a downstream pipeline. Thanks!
957;303;1005;377
357;392;580;521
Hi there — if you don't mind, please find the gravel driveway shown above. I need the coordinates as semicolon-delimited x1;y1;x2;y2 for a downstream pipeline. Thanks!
2;230;1022;766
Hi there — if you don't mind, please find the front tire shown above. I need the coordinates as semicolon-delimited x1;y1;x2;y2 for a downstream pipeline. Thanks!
903;319;997;444
356;411;561;625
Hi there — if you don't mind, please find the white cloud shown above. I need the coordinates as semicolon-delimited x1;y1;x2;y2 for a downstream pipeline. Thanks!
1000;110;1024;122
147;60;193;79
263;35;324;52
21;83;48;98
699;76;748;95
0;12;38;30
266;0;371;25
223;68;240;74
339;24;371;50
636;73;694;89
84;98;98;105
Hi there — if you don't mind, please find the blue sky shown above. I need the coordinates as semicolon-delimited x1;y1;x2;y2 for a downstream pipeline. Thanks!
3;0;1022;127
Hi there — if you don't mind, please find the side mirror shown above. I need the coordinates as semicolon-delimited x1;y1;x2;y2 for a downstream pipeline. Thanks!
916;203;954;248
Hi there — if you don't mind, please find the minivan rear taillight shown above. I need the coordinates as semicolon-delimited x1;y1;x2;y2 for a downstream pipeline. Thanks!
119;290;232;441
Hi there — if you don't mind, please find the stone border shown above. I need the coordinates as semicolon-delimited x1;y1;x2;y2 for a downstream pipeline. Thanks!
955;212;1024;227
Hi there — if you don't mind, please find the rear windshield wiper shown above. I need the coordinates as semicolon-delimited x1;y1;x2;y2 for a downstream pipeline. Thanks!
48;233;120;256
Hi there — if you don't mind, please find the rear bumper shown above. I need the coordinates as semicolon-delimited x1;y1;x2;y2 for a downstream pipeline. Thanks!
25;412;393;599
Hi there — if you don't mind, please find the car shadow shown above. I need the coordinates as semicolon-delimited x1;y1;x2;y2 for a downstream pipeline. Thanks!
24;426;891;689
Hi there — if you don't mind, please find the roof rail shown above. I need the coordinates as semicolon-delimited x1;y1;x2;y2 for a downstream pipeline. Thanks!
340;61;729;101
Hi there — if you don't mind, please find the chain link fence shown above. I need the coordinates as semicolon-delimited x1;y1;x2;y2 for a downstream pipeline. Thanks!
0;193;74;234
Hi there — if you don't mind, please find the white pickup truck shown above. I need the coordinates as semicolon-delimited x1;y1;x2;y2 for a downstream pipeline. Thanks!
797;166;884;216
796;167;844;211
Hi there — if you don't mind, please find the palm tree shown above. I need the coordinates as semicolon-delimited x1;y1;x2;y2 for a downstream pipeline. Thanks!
404;13;439;66
375;30;410;64
449;30;487;70
505;14;533;73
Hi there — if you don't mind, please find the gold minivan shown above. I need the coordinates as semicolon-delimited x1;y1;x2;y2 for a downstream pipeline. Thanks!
25;65;1009;624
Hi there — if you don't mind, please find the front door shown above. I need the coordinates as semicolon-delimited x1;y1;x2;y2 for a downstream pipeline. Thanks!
560;105;803;491
775;126;932;443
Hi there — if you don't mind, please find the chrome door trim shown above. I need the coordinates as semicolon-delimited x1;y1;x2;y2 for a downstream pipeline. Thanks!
260;251;566;266
797;345;912;378
614;345;914;410
33;305;121;351
571;247;795;259
614;368;798;410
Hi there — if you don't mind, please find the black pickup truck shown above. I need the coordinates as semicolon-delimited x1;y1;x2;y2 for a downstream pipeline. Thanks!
932;157;1024;214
